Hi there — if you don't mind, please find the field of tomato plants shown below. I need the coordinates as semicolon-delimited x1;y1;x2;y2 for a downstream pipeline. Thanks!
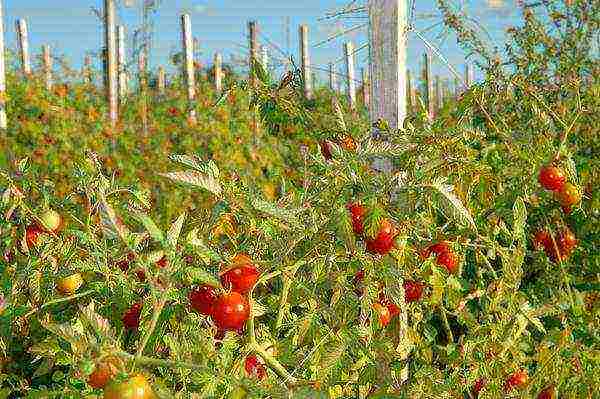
0;1;599;398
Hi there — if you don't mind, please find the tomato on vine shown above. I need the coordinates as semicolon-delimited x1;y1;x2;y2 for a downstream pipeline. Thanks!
372;302;391;327
103;374;156;399
504;369;528;391
347;202;366;235
403;280;424;302
56;273;84;295
556;182;581;207
88;358;120;389
538;165;566;191
25;225;44;248
436;250;459;274
189;285;217;315
122;303;142;331
220;260;259;295
365;219;397;255
211;292;250;332
39;209;63;233
244;354;266;380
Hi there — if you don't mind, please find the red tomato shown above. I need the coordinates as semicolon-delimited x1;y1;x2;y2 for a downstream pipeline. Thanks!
25;225;44;248
557;227;577;255
220;264;259;294
428;241;451;256
372;302;391;327
533;230;552;251
319;140;333;160
103;374;155;399
472;378;486;397
155;256;167;269
116;253;136;272
122;303;142;331
189;285;217;315
347;202;366;235
504;369;528;391
365;219;397;255
244;354;267;380
538;165;566;191
88;358;120;389
211;292;250;332
403;280;424;302
556;182;581;207
537;385;555;399
378;294;400;317
436;250;459;274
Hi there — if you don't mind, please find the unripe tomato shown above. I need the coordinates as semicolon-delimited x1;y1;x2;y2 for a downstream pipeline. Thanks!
220;264;259;294
25;225;44;248
319;140;333;160
103;374;156;399
347;202;366;235
504;369;528;391
340;135;356;151
231;253;252;267
538;165;566;191
436;250;459;274
403;280;424;302
88;358;120;389
39;209;63;233
378;294;399;317
472;378;486;397
189;285;217;315
211;292;250;332
537;385;555;399
244;354;266;380
57;273;84;295
365;219;397;255
556;182;581;207
372;302;391;327
122;303;142;331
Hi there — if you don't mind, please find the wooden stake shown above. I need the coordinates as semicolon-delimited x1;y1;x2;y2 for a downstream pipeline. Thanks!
435;74;442;115
423;52;433;121
344;41;356;111
104;0;118;126
407;69;414;114
465;63;473;89
328;62;336;92
157;66;165;95
16;19;31;75
139;51;147;134
117;25;127;102
83;54;92;85
248;21;258;86
362;68;370;111
368;0;407;130
214;53;223;94
42;45;52;91
261;45;268;70
454;76;460;99
0;0;6;129
299;25;312;99
181;14;197;125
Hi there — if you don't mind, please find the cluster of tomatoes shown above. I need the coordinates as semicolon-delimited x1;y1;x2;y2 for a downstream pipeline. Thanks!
419;241;459;274
533;227;577;262
347;202;398;255
319;135;357;160
472;369;554;398
538;164;581;213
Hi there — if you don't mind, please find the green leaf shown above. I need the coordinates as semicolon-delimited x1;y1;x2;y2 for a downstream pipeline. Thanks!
167;212;186;248
250;198;301;228
512;197;527;242
159;170;222;196
429;179;477;232
132;212;164;243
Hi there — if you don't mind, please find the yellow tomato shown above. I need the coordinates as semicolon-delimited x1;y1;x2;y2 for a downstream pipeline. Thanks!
57;273;84;295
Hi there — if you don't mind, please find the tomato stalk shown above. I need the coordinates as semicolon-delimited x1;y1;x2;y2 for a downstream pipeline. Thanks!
21;289;95;321
439;306;454;343
135;294;168;361
275;260;305;331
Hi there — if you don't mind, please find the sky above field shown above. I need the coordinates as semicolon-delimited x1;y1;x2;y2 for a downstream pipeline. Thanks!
3;0;524;86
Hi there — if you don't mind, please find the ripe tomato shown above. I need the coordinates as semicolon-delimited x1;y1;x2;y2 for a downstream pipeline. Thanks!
220;264;259;294
57;273;84;295
155;256;167;269
211;292;250;332
504;369;528;391
556;182;581;207
365;219;397;255
340;135;357;151
436;250;459;274
116;253;136;272
189;285;217;315
88;358;120;389
557;227;577;255
428;241;451;256
533;230;552;250
472;378;486;397
103;374;156;399
372;302;391;327
378;294;400;317
39;209;63;233
244;354;267;380
403;280;424;303
538;165;566;191
536;385;555;399
122;303;142;331
319;140;333;160
25;225;44;248
347;202;366;235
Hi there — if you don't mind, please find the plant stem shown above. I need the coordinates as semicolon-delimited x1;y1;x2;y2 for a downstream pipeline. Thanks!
439;306;454;343
118;351;207;372
136;295;167;361
21;289;95;321
250;342;298;385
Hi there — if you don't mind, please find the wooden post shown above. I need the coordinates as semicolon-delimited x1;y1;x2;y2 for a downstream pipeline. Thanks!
361;68;370;111
435;75;442;115
299;24;312;99
344;41;356;110
42;45;52;91
406;69;414;114
454;76;460;99
423;53;433;121
181;14;197;125
83;54;92;85
465;63;473;89
369;0;407;131
117;25;127;102
214;53;223;94
0;0;6;130
261;45;268;69
16;19;31;75
157;66;165;95
138;51;146;91
248;21;258;85
328;62;336;92
104;0;118;126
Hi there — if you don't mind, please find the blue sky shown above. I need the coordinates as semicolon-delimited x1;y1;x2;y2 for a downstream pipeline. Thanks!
3;0;523;85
